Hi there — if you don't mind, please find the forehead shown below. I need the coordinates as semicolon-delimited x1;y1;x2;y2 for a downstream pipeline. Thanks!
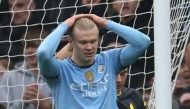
25;40;40;47
9;0;31;4
73;28;99;40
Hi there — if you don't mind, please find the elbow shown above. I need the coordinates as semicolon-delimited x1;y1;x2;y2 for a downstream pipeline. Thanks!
142;35;151;50
36;48;48;59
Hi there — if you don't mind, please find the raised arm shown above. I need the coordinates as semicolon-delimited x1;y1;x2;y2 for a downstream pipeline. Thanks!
106;20;151;67
86;14;150;68
36;23;68;78
37;14;86;78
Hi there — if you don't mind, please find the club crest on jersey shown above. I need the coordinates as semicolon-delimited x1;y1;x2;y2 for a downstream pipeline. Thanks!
98;65;105;73
84;71;94;82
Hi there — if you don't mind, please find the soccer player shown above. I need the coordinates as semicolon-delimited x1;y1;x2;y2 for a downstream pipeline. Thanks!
55;32;148;109
37;14;150;109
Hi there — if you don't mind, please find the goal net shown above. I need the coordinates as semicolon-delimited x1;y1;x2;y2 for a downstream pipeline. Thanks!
0;0;189;109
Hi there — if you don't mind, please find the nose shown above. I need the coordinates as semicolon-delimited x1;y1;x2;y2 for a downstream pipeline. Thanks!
86;43;93;50
13;6;19;12
116;75;122;82
26;47;35;54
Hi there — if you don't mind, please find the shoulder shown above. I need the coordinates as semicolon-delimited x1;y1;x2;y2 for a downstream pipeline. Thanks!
122;87;141;98
58;58;71;65
121;88;147;108
0;69;19;84
98;48;122;56
95;48;122;61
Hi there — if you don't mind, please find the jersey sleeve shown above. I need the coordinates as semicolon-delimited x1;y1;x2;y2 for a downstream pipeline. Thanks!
106;20;151;68
101;48;122;75
36;23;68;79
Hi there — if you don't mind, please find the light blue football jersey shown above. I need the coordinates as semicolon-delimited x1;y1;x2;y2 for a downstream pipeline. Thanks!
47;49;122;109
37;20;150;109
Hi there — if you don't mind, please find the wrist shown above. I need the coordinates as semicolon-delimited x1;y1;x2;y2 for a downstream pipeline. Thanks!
103;19;109;28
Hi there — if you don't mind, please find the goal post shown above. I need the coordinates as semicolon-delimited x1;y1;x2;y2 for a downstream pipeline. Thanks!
154;0;171;109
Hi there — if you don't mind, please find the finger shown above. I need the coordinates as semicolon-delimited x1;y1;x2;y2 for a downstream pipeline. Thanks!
73;14;86;19
84;14;95;19
183;100;190;106
27;87;38;92
29;84;38;89
25;90;38;99
23;96;38;104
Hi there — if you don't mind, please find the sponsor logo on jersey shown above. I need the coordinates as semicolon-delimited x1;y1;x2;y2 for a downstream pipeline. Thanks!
98;65;105;73
70;74;110;98
84;70;94;82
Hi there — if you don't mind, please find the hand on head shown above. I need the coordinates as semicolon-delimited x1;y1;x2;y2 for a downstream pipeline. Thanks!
63;14;108;29
84;14;108;29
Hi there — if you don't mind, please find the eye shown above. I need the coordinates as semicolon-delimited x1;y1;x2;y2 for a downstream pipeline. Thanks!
184;75;190;79
91;40;97;44
80;41;86;44
120;72;126;76
17;3;24;8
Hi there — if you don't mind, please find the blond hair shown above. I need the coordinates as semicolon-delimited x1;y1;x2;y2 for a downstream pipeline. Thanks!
70;18;98;38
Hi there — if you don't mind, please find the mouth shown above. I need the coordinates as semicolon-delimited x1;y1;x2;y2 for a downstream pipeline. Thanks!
122;6;129;12
117;85;122;89
84;52;94;57
27;56;36;60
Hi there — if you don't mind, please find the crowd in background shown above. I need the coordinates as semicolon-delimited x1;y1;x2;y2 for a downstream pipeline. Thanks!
0;0;189;109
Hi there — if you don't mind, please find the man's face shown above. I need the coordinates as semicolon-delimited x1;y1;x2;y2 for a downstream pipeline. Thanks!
24;41;40;67
8;0;36;25
71;28;99;65
82;0;101;8
112;0;139;16
178;63;190;87
116;68;128;91
185;43;190;69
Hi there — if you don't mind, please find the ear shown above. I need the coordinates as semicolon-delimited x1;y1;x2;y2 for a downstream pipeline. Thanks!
68;37;72;44
68;37;73;47
68;39;73;52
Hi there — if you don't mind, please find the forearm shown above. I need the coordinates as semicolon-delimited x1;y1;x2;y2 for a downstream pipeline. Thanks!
37;23;68;77
106;20;150;51
106;20;151;67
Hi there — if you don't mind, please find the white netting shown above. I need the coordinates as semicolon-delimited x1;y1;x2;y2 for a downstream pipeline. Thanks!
0;0;189;109
148;0;190;109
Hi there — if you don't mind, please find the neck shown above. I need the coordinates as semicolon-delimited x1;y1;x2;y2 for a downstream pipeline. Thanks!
27;64;39;76
71;55;94;67
121;15;135;24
